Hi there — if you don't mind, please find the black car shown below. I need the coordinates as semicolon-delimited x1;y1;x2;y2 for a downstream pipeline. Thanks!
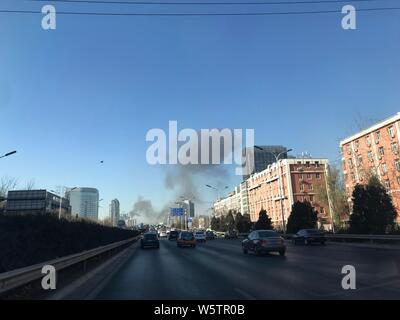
141;232;160;249
205;231;215;240
168;230;179;241
292;229;326;245
242;230;286;256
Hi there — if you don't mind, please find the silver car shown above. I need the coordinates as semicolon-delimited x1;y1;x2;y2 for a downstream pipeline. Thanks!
242;230;286;256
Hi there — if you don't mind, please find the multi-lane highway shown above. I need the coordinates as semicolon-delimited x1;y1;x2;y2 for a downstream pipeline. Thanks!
96;238;400;299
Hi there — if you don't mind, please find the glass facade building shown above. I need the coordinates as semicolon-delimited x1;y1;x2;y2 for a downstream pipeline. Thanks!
68;187;99;220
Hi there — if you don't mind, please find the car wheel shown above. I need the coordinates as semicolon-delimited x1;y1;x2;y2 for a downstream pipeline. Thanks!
305;239;309;245
279;250;286;256
321;241;326;246
292;239;296;245
255;249;261;256
242;247;248;254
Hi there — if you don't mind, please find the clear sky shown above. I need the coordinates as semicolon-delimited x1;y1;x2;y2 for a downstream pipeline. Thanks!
1;0;399;221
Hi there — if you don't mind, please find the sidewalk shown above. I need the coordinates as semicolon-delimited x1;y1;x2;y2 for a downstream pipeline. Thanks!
328;240;400;250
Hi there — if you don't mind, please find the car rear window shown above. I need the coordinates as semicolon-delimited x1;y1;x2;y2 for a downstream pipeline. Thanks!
144;234;157;239
258;231;280;238
182;233;194;240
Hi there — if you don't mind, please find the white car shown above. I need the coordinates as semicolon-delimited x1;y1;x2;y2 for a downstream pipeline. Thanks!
194;231;206;243
159;231;167;238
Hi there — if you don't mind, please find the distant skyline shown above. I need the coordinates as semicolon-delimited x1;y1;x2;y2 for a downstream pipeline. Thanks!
1;0;399;222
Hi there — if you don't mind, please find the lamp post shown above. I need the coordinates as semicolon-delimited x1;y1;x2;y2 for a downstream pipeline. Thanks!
0;150;17;159
254;146;293;234
205;184;229;200
51;186;77;219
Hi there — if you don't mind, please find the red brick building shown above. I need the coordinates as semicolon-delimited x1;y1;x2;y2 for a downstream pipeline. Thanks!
247;158;332;231
340;113;400;223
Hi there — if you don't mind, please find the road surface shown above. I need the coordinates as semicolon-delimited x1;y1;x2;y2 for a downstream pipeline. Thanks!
96;238;400;299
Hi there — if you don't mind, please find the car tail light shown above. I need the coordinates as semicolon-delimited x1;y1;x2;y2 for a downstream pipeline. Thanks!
261;240;268;245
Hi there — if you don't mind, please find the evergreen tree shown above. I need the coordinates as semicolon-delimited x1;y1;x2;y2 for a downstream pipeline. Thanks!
225;210;236;231
286;201;318;234
210;216;220;231
349;176;397;234
254;209;273;230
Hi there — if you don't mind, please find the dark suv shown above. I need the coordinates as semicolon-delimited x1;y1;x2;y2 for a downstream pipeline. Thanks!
168;230;179;241
141;232;160;249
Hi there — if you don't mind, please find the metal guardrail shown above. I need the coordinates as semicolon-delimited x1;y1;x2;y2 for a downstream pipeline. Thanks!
0;236;139;295
325;234;400;241
238;232;400;242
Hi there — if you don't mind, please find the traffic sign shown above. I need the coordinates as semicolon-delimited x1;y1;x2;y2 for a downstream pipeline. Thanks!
170;207;184;216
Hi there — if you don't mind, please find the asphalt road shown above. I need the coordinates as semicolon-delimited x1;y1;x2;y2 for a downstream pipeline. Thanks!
96;238;400;299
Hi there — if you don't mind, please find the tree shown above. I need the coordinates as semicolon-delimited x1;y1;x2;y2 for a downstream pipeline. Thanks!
254;209;273;230
225;210;235;231
0;176;18;198
210;216;220;231
286;201;318;234
349;176;397;234
314;165;350;229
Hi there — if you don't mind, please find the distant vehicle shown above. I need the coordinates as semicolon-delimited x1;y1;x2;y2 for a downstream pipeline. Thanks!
242;230;286;256
159;231;168;238
224;230;238;239
194;231;206;243
292;229;326;245
205;231;215;240
177;231;196;248
141;232;160;249
168;230;179;241
117;220;126;228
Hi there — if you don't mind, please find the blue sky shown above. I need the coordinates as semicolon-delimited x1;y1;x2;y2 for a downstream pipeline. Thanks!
1;0;399;220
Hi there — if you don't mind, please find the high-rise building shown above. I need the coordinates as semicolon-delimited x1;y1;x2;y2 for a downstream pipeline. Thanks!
68;187;99;220
340;112;400;222
182;199;195;217
243;145;289;180
247;158;332;231
109;199;120;226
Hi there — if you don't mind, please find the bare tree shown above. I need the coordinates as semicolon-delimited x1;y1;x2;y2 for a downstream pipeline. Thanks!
315;165;350;230
25;179;35;190
0;176;18;198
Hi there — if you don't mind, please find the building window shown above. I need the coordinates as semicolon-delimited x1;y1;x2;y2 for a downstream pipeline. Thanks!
346;144;352;155
371;167;377;176
366;135;371;147
309;184;313;191
388;126;395;138
315;161;319;168
395;159;400;172
351;172;356;182
357;155;363;166
320;207;325;214
378;146;384;157
300;184;304;191
299;174;303;180
368;151;374;162
306;161;310;168
354;140;359;152
316;173;321;179
310;195;314;202
307;173;312;180
382;163;388;174
397;176;400;185
391;142;399;155
384;180;390;190
348;159;353;169
375;131;381;144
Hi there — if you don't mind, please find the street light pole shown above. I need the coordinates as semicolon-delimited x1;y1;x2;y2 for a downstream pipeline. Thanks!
254;146;292;234
51;186;77;219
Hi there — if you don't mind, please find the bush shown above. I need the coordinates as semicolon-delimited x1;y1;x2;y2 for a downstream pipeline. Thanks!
0;214;139;273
